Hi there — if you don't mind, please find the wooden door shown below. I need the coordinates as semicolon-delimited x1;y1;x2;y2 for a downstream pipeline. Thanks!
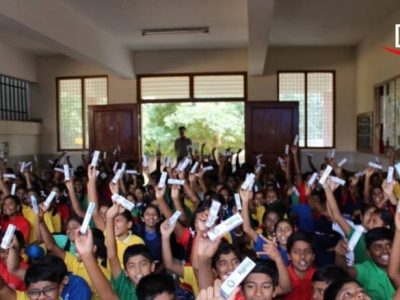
245;101;298;170
88;104;139;161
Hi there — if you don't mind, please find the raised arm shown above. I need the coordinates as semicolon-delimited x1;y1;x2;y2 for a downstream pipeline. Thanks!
105;201;122;280
0;274;16;300
65;180;85;218
75;228;118;300
323;180;352;236
6;237;26;280
256;237;291;296
171;183;189;226
160;220;184;277
38;207;65;259
88;166;105;231
196;234;222;290
240;189;258;242
363;167;374;204
291;145;301;175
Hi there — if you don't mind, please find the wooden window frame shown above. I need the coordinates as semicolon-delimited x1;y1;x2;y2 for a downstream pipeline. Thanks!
137;72;247;103
277;70;336;149
56;75;109;151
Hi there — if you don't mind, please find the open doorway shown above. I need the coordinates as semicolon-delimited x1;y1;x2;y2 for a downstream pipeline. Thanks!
141;101;244;162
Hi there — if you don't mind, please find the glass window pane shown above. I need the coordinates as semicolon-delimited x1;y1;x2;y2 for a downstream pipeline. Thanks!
307;73;334;147
59;79;83;149
194;75;244;98
84;77;108;148
141;76;189;100
279;73;305;147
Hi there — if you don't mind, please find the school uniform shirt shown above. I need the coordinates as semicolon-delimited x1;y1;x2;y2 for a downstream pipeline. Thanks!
0;258;28;291
62;273;92;300
64;251;110;300
1;214;30;243
115;233;145;267
346;228;368;264
355;258;395;300
22;205;57;244
254;205;265;227
180;265;199;297
53;234;76;256
110;271;138;300
282;265;315;300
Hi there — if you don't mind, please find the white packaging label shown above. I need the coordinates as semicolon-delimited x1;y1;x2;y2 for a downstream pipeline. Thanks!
307;172;318;187
63;164;70;181
207;213;243;242
31;195;39;215
293;134;299;145
277;157;285;167
91;150;100;167
203;165;214;172
330;149;336;158
168;211;182;227
178;157;191;171
206;200;221;228
241;173;256;190
1;224;16;250
10;183;16;196
256;154;263;159
319;165;333;185
167;178;185;186
387;166;394;183
158;172;168;189
348;226;364;252
44;191;57;208
368;162;382;170
3;173;16;179
397;201;400;214
103;152;107;160
234;193;242;210
112;169;123;184
80;202;96;235
338;158;347;168
354;171;365;177
112;194;135;211
330;176;346;186
190;161;199;174
395;163;400;178
24;161;32;169
125;170;138;175
19;162;25;173
113;162;118;173
220;257;256;298
120;163;127;173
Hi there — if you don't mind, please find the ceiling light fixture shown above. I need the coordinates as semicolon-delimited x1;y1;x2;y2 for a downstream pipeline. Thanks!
141;26;209;36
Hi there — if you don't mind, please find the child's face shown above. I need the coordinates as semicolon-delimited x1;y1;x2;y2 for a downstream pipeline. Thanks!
26;281;60;300
263;212;279;236
194;209;209;232
153;292;175;300
66;219;80;242
335;282;370;300
289;240;314;273
371;187;385;208
3;197;18;216
125;255;155;285
212;251;240;280
312;281;329;300
114;215;132;237
368;239;392;268
265;191;277;205
363;210;384;231
243;273;274;300
253;193;264;206
275;221;293;246
143;207;159;228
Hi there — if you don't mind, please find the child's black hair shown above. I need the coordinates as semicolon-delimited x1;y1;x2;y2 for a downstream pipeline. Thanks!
25;255;67;286
323;279;362;300
365;227;393;250
92;228;107;267
244;260;279;288
211;241;241;269
136;273;175;300
312;265;349;283
123;244;153;268
287;231;315;253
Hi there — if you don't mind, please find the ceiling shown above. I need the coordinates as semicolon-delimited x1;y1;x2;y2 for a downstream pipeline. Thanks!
0;0;398;75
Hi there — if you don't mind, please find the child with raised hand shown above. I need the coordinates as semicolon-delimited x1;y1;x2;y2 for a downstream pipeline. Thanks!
74;227;119;300
283;231;316;300
105;201;156;300
161;217;199;297
240;189;290;264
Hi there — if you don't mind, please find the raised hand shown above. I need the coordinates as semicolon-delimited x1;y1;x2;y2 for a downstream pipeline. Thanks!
256;236;281;261
87;165;97;181
196;278;238;300
197;233;222;260
74;227;94;257
160;219;176;238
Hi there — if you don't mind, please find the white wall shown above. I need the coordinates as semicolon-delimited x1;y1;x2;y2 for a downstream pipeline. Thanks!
0;41;37;82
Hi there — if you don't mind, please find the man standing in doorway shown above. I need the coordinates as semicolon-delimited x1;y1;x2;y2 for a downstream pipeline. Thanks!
174;126;192;162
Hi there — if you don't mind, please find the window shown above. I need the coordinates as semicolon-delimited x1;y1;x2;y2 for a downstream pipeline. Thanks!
0;75;29;121
139;73;245;102
278;71;334;148
57;76;107;150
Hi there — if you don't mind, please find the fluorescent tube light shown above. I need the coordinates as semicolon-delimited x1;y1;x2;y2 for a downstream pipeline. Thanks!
142;27;209;36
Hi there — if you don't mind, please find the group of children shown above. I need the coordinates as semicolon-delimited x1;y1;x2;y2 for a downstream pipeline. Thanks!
0;143;399;300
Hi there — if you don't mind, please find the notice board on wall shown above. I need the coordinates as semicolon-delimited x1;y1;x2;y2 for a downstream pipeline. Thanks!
357;112;373;152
